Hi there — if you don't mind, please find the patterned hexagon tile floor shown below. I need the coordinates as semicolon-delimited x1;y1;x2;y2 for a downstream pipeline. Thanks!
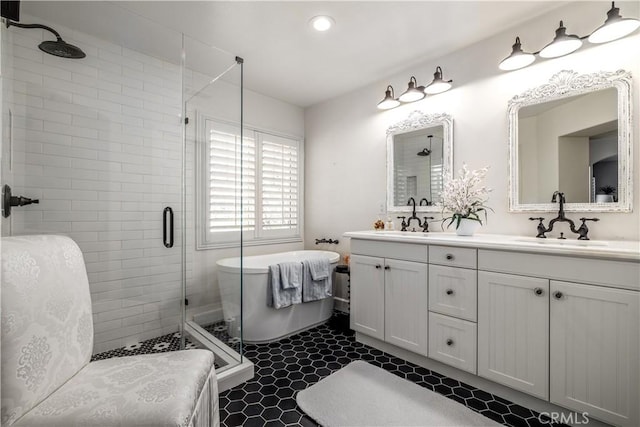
219;316;568;427
92;313;567;427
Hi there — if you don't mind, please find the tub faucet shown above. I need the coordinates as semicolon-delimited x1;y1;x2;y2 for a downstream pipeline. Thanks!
419;198;431;207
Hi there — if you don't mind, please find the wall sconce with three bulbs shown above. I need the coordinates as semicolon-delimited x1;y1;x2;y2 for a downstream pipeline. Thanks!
499;2;640;71
377;66;453;110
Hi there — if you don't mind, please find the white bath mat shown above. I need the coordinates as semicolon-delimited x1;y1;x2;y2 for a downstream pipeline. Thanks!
296;360;501;427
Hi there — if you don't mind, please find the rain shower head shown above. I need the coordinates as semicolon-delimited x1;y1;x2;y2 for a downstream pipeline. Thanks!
6;20;86;59
417;134;434;157
38;39;86;59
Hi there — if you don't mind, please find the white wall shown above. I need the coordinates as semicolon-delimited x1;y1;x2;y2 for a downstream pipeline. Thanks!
3;16;304;353
304;1;640;251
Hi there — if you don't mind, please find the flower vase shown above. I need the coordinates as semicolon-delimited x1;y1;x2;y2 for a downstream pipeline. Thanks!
456;218;480;236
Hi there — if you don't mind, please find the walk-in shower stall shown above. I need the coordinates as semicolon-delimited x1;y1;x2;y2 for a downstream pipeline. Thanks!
0;2;251;389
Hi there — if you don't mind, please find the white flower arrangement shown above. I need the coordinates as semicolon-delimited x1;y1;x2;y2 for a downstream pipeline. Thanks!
441;164;492;229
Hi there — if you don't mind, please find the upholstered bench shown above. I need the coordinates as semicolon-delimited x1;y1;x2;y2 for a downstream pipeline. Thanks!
1;235;219;426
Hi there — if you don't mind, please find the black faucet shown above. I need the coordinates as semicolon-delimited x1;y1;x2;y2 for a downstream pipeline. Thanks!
575;217;600;240
419;198;431;207
422;217;435;232
405;197;423;231
529;191;599;240
546;191;578;234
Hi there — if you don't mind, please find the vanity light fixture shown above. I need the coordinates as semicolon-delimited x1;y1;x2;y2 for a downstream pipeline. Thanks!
398;76;426;103
499;2;639;71
377;71;455;110
589;2;640;43
499;37;536;71
377;85;401;110
424;66;453;94
539;21;582;58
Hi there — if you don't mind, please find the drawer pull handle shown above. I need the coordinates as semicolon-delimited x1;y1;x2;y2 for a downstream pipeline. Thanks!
375;265;381;269
554;291;563;299
534;287;544;296
446;339;454;346
446;289;454;296
384;265;390;270
446;254;454;260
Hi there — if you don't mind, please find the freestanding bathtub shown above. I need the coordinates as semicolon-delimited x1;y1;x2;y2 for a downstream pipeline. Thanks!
217;250;340;343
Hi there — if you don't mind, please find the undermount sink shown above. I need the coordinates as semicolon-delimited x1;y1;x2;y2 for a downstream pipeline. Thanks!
514;237;609;247
376;231;427;237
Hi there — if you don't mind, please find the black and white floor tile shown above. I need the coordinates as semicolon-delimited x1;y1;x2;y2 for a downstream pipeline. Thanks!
203;320;243;354
91;331;197;361
219;312;566;427
93;313;567;427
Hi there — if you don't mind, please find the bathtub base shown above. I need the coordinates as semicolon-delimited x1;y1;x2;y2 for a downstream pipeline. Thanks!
217;250;340;345
243;315;331;344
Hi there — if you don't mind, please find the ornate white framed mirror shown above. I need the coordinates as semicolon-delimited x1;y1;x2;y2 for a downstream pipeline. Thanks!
387;111;453;213
508;69;632;212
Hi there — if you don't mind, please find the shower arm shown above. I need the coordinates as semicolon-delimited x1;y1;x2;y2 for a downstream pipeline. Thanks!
6;20;63;41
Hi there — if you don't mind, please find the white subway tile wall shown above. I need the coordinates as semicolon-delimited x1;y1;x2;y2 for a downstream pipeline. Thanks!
6;19;218;354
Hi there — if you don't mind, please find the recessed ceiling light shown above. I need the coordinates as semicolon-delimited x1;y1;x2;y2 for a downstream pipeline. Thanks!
310;15;334;32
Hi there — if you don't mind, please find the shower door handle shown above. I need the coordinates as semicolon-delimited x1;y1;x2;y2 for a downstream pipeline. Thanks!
163;207;174;248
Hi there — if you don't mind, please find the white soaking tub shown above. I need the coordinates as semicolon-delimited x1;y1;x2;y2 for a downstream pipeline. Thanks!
217;250;340;343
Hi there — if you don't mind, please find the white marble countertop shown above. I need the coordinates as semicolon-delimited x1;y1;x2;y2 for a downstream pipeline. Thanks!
343;230;640;262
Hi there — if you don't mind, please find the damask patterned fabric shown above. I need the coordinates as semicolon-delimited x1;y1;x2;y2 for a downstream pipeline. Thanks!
1;235;219;427
1;235;94;425
14;351;217;427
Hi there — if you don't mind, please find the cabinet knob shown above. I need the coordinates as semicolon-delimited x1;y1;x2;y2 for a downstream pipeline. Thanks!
384;265;390;270
534;287;544;296
446;289;454;296
554;291;563;299
446;254;454;260
446;339;454;346
375;264;381;269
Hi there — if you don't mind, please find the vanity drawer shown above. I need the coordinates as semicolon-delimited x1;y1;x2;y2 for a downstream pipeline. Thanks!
429;245;477;269
351;238;428;263
429;265;477;321
428;312;477;374
478;249;640;291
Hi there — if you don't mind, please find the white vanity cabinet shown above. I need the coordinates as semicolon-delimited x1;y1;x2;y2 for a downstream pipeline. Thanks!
346;232;640;427
350;253;428;355
427;246;479;373
478;250;640;427
350;254;385;340
477;271;549;400
550;280;639;427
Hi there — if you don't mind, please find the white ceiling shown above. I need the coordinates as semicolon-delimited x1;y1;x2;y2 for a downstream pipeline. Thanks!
23;1;564;107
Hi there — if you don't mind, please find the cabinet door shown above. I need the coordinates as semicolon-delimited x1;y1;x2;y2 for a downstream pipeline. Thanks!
478;271;549;400
550;281;639;427
350;254;385;340
384;259;428;355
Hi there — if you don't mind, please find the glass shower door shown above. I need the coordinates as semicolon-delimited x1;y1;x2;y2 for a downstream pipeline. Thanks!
181;34;248;377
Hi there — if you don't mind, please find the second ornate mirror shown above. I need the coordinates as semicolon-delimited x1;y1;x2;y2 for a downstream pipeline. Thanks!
387;111;453;213
508;69;632;212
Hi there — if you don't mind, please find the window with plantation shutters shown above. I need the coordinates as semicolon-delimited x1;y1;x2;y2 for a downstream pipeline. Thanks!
197;116;303;249
261;135;299;236
206;120;255;238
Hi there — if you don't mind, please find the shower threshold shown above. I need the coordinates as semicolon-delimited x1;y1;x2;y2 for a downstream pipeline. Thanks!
184;320;254;392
